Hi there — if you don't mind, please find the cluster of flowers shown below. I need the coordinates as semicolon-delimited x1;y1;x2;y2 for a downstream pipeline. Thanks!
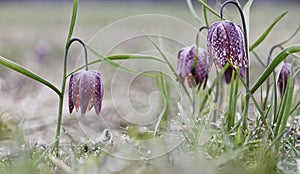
176;19;248;88
176;19;293;98
66;6;293;117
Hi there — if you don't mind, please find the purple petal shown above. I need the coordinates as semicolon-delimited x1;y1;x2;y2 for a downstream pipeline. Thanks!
194;48;210;88
79;71;91;116
224;66;233;84
177;45;196;79
68;74;75;113
209;21;231;69
240;65;245;78
92;71;104;115
207;20;247;70
72;72;81;112
277;63;293;96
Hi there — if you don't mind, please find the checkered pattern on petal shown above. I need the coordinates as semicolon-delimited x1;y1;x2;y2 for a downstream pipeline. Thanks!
194;47;210;88
68;70;104;116
177;45;211;88
207;20;248;83
177;45;196;80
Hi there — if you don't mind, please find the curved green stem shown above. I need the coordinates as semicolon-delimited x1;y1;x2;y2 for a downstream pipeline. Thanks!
66;38;89;71
202;0;209;27
263;46;284;110
53;38;88;155
194;26;208;69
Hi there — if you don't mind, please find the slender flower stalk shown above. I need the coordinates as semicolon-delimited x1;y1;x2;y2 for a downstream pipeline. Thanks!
263;45;284;110
220;0;250;130
54;38;104;155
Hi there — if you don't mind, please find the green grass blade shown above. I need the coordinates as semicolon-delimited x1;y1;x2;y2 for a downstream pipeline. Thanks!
243;0;253;45
144;34;193;104
273;85;287;138
250;45;300;94
154;74;169;136
66;0;78;45
264;130;285;155
87;46;163;78
289;99;300;115
249;11;287;51
228;70;239;131
251;50;266;67
104;54;165;63
67;53;166;77
272;72;278;121
203;0;209;26
278;73;294;135
273;71;294;138
0;56;61;96
234;68;264;118
198;63;230;115
197;0;221;18
232;71;239;128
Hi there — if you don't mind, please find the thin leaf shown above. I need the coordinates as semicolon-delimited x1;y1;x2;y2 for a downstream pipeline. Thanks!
234;67;264;118
0;56;61;96
197;0;221;18
273;82;288;138
243;0;253;46
67;53;166;77
250;11;287;51
144;33;193;104
228;70;239;131
87;46;163;78
250;45;300;94
198;63;230;114
278;72;294;134
203;0;209;26
66;0;78;46
264;130;285;155
290;99;300;115
251;50;266;67
154;74;169;136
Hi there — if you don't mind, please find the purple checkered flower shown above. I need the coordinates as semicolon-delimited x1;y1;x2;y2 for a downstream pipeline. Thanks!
177;44;211;88
277;63;294;96
207;20;247;83
68;70;104;116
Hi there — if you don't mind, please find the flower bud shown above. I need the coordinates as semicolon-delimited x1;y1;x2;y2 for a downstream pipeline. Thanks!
277;63;294;96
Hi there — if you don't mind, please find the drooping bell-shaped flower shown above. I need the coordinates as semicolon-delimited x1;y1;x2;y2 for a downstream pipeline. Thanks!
177;44;211;88
69;70;104;116
277;63;294;96
207;20;248;83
